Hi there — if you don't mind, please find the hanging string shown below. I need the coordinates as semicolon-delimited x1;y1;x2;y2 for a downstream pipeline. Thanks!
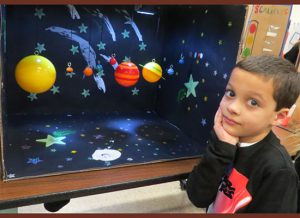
70;8;73;61
95;15;104;74
35;5;39;55
127;7;136;62
155;6;160;38
66;8;74;74
88;12;92;68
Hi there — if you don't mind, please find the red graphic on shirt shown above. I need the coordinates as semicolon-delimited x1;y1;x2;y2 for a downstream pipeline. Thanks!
208;168;252;213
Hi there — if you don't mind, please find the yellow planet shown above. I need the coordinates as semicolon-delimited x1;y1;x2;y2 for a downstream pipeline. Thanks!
142;61;163;83
15;55;56;93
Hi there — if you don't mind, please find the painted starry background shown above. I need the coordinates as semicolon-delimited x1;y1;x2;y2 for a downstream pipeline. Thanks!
1;5;245;180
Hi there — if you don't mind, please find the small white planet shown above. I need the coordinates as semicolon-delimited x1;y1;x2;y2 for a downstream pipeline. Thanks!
92;149;121;161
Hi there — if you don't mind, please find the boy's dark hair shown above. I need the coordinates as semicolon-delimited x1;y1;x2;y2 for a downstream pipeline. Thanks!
235;55;300;111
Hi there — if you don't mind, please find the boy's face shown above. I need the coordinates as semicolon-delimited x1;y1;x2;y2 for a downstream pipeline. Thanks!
219;67;287;143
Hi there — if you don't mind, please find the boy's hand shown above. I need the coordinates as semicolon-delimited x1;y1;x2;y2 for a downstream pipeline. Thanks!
214;107;239;145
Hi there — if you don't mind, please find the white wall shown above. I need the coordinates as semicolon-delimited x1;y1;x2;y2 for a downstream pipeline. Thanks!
291;5;300;22
283;5;300;53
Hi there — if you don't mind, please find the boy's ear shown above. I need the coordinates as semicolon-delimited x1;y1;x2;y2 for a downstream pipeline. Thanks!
272;108;289;126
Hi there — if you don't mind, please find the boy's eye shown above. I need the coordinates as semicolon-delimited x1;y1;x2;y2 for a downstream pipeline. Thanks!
225;90;235;97
248;99;258;107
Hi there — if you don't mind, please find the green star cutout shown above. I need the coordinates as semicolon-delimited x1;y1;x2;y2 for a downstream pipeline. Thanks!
139;42;147;51
66;72;75;78
228;21;232;27
35;43;46;53
121;29;130;39
27;93;38;101
78;23;88;33
97;41;106;50
81;89;90;98
131;87;139;96
34;8;45;20
50;85;60;94
97;70;105;77
218;40;223;45
36;135;66;148
184;74;199;98
205;9;208;14
123;56;130;62
200;32;204;37
70;45;79;55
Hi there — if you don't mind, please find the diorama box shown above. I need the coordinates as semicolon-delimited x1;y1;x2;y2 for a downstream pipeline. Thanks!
0;5;245;181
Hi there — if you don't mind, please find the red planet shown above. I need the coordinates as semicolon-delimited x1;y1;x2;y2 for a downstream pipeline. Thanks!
114;62;140;87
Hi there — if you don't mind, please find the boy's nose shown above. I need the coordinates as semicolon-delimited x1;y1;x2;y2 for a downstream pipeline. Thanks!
227;100;241;115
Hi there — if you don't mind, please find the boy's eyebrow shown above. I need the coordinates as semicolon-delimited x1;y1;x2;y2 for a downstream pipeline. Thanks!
226;83;232;88
227;83;265;101
248;92;264;101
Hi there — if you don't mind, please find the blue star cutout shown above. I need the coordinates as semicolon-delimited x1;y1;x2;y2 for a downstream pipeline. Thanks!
35;43;46;53
184;74;199;98
97;41;106;50
27;157;43;165
36;135;66;148
27;93;38;101
34;8;45;20
7;173;15;179
139;42;147;51
66;72;75;78
201;118;207;126
78;23;88;33
104;161;111;166
81;89;90;98
50;85;60;94
94;134;105;139
223;73;228;79
121;29;130;39
131;87;139;96
70;45;79;55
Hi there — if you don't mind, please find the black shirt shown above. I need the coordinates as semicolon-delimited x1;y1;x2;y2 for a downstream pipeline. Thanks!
186;131;298;213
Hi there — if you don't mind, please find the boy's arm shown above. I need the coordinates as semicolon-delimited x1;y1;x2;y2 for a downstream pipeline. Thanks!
186;130;237;208
245;168;298;212
186;107;238;208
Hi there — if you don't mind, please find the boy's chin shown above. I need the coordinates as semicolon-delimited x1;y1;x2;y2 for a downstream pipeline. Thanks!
223;125;240;138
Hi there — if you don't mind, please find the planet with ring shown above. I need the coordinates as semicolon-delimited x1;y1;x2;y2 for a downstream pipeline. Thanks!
141;61;163;83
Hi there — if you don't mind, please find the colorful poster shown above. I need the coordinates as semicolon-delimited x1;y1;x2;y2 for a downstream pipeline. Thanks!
238;5;292;60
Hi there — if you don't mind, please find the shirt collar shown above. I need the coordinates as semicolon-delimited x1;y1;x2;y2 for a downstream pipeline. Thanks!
238;141;258;147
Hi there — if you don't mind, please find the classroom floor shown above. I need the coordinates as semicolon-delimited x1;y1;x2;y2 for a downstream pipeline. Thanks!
17;181;206;213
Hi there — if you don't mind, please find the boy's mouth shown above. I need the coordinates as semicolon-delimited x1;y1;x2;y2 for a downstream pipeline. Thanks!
223;115;240;126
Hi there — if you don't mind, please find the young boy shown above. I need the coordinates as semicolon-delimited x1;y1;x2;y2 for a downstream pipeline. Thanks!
186;55;300;213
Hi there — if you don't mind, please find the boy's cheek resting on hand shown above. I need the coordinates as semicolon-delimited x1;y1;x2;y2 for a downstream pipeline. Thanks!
213;107;239;146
